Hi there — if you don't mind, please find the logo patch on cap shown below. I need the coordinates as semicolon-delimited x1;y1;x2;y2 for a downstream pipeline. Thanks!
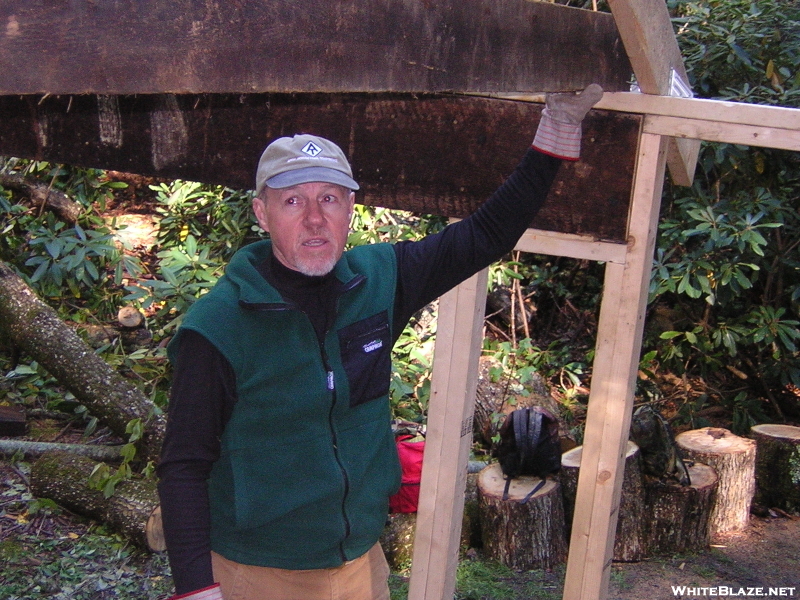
302;141;322;157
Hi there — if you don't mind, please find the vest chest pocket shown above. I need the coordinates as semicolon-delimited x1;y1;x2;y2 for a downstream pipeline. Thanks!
338;311;391;408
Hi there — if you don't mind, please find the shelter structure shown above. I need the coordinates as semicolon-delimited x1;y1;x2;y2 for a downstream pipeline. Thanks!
1;2;798;600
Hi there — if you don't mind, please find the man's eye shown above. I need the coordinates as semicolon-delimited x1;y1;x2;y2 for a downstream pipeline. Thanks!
285;197;299;205
322;195;337;203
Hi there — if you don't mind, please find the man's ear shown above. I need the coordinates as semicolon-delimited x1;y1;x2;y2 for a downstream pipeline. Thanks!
253;195;270;233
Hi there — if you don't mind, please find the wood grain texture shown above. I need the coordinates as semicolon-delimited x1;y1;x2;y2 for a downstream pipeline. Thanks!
0;0;631;95
645;463;718;555
561;441;647;562
606;0;700;186
676;428;756;538
750;424;800;512
0;93;640;242
478;463;568;571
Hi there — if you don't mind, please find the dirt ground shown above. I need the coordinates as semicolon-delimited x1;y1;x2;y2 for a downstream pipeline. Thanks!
606;516;800;599
2;455;799;599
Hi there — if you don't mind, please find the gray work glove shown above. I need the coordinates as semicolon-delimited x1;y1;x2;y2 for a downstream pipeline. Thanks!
532;83;604;160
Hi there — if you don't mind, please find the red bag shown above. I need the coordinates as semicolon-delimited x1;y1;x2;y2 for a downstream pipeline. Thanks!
389;435;425;513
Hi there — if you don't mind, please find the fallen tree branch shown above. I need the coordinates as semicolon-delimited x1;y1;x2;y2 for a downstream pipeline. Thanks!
0;261;165;464
0;173;82;224
0;439;122;462
30;452;163;551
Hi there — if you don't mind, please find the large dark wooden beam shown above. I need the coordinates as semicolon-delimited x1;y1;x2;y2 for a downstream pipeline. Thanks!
0;93;639;242
0;1;630;95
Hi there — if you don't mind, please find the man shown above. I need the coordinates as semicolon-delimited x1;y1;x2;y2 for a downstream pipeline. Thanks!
157;84;603;600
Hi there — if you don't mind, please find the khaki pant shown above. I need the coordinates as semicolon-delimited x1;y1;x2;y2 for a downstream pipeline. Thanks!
211;543;391;600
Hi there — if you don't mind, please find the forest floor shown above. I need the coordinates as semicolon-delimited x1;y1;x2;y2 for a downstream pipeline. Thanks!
2;455;798;600
605;516;800;599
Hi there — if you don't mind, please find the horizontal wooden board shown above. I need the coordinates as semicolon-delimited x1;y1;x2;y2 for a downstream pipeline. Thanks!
0;0;631;95
0;93;640;241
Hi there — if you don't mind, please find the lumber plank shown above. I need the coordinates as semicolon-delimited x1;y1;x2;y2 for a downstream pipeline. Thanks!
408;268;489;600
0;0;630;95
489;91;800;151
597;93;800;130
514;230;628;265
0;93;640;242
607;0;700;186
562;132;669;600
643;115;800;152
490;91;800;131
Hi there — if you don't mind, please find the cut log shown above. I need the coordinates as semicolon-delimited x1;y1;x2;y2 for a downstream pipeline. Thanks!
0;173;82;224
0;261;165;464
0;404;26;437
381;512;417;571
380;471;482;571
561;441;647;562
645;463;718;555
146;505;167;553
0;439;123;462
750;424;800;512
78;323;154;351
676;428;756;538
477;462;567;570
117;305;144;329
473;357;561;449
30;452;161;551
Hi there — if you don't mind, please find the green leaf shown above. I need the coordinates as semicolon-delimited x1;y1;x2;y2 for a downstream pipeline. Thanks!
660;331;683;340
120;443;137;463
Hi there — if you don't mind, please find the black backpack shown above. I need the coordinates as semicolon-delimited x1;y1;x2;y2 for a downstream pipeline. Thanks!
492;406;561;503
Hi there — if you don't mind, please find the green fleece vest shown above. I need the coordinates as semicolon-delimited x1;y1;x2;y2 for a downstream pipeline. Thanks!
170;240;401;569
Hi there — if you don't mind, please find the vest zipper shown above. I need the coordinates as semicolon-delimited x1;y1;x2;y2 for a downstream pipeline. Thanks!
319;345;352;563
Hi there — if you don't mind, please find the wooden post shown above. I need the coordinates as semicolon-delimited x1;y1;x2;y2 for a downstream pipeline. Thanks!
561;441;647;562
607;0;700;186
408;267;489;600
562;130;669;600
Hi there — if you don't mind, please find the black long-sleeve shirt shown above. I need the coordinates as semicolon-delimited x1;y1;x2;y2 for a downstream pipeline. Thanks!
157;149;561;594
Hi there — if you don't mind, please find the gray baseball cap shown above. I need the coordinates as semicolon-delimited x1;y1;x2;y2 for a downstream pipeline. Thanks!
255;134;359;194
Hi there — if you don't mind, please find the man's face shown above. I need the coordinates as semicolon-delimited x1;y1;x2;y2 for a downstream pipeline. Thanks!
253;182;354;277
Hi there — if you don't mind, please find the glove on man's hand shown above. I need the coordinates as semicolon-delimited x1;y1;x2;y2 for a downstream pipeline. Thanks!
170;583;223;600
532;83;604;161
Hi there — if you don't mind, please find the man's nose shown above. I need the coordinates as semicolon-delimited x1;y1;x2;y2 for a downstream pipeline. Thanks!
303;200;325;225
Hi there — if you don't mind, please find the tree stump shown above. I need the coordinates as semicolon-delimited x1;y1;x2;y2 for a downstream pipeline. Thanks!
561;441;647;562
477;462;567;570
750;424;800;512
645;462;718;555
676;427;756;538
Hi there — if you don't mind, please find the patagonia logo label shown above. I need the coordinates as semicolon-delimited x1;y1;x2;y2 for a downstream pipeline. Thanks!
363;339;383;353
